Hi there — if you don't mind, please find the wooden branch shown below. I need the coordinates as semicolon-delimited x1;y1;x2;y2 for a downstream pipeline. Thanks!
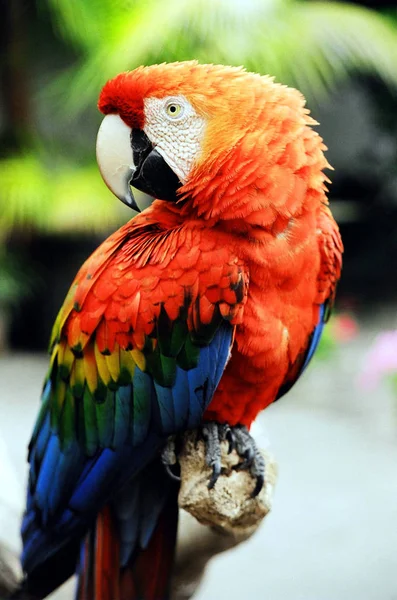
178;431;277;536
172;431;277;599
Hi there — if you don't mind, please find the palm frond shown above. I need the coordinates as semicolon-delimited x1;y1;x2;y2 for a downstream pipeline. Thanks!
3;0;396;236
41;0;397;116
38;0;118;50
275;3;397;98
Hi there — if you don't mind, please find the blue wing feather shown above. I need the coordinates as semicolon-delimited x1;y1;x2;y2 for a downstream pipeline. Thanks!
301;303;326;372
22;323;234;574
153;381;175;433
170;368;190;430
113;384;131;448
131;369;152;445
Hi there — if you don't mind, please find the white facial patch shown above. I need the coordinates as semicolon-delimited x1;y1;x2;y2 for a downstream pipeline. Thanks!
143;96;206;184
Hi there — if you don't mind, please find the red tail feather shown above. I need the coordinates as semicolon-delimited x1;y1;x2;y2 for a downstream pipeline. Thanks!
77;490;178;600
77;505;120;600
121;489;179;600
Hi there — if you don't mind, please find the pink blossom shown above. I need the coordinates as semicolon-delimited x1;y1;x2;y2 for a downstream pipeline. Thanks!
358;330;397;390
331;313;358;343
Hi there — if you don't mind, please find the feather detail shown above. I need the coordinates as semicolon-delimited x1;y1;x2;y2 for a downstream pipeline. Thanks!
131;349;146;372
94;342;112;386
96;389;115;448
113;385;131;448
59;343;75;379
83;343;98;393
130;368;152;445
83;386;99;456
105;344;121;382
119;349;136;384
76;505;120;600
70;358;85;399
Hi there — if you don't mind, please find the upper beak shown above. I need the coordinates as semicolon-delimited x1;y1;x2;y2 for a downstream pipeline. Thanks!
96;114;140;212
96;113;182;210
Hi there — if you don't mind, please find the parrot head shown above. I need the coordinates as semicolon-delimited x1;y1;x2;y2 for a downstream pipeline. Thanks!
96;61;328;221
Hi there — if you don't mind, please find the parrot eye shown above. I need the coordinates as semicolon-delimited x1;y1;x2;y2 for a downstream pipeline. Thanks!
165;100;184;120
143;94;205;184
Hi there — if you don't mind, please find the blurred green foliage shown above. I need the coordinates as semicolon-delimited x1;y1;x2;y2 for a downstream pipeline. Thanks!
43;0;397;114
0;154;129;233
0;248;36;305
1;0;397;315
1;0;397;235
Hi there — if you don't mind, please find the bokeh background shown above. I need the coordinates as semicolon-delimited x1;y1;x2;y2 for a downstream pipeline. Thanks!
1;1;397;599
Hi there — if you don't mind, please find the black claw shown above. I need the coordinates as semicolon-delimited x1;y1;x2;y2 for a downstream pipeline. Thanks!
164;463;181;482
208;462;222;489
226;428;235;454
251;474;264;497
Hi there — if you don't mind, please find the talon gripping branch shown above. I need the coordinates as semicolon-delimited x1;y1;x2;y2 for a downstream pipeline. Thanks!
15;62;342;600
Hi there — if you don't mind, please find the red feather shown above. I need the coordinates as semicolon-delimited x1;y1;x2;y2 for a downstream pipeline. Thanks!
76;505;120;600
77;492;178;600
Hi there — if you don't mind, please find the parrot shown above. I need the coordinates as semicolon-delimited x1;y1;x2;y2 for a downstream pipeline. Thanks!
14;61;342;600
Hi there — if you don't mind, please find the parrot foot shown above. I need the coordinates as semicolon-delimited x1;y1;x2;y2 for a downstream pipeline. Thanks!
230;425;265;497
201;422;264;497
162;424;265;497
161;436;181;482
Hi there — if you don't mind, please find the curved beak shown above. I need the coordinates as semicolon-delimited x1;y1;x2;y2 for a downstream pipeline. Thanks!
96;113;182;211
96;114;140;211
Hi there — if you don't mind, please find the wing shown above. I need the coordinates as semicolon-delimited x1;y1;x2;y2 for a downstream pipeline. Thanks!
276;204;343;399
22;218;248;573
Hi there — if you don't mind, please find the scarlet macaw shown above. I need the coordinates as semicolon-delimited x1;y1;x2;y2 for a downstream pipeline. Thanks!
15;62;342;599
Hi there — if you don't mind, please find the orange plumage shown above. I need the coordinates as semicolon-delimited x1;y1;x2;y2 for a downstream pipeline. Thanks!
97;62;343;426
21;62;342;600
